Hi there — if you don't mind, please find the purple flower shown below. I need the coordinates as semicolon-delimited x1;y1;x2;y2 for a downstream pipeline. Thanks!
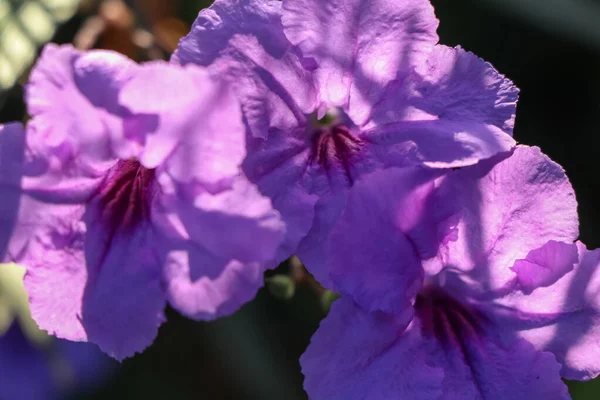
0;264;115;400
0;123;26;261
0;321;115;400
173;0;519;286
2;44;284;359
300;146;596;399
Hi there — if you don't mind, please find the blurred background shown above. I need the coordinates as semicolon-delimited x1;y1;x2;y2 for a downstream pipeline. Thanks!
1;0;599;398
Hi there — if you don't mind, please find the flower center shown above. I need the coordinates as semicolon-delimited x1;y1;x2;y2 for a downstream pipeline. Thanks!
309;109;362;184
415;286;486;349
95;159;155;232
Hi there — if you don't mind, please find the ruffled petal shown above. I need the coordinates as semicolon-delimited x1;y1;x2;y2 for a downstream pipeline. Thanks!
365;119;516;169
1;123;103;263
152;170;285;319
487;242;600;380
360;45;518;168
163;246;264;320
416;45;518;134
511;240;578;294
5;121;104;262
369;45;519;134
119;62;246;190
301;297;443;400
435;146;579;290
26;44;135;167
326;167;449;312
173;0;316;139
282;0;438;114
155;175;285;265
22;46;139;205
23;205;166;361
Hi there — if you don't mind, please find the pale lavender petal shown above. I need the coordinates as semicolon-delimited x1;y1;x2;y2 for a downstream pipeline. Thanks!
21;206;96;343
488;242;600;380
156;175;285;320
173;0;316;139
155;175;285;265
26;44;135;166
4;120;104;261
23;205;166;361
21;46;126;206
366;119;516;169
360;45;518;168
301;297;443;400
282;0;438;114
327;167;447;313
119;62;246;190
163;245;264;320
369;45;519;134
5;197;81;267
415;45;518;134
435;146;578;291
511;240;578;294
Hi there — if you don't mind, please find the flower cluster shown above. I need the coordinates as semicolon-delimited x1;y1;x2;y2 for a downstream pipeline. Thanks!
0;0;598;398
0;46;284;359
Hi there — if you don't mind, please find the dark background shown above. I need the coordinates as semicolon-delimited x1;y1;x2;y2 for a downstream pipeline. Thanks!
1;0;599;398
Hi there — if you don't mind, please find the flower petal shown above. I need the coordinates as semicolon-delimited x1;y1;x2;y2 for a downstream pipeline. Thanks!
416;290;568;399
488;242;600;380
368;45;519;134
511;240;578;294
163;246;264;320
327;167;448;313
22;46;134;206
152;172;284;319
242;132;319;264
1;122;103;262
435;146;578;291
301;297;442;400
156;175;285;265
173;0;316;139
360;45;518;168
365;119;516;169
431;334;569;399
26;44;135;166
23;206;166;360
295;192;346;289
119;62;246;190
282;0;438;112
0;123;26;260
